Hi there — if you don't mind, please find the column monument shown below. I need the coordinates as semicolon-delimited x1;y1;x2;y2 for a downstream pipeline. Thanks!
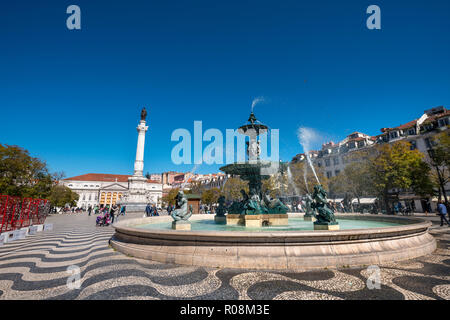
125;107;149;212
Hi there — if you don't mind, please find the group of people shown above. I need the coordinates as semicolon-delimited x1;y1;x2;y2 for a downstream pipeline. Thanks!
90;204;126;225
145;203;159;217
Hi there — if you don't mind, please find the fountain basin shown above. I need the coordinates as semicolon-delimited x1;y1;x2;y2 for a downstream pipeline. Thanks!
110;214;436;270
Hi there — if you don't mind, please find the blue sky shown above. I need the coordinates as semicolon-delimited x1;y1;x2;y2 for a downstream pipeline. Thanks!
1;0;449;178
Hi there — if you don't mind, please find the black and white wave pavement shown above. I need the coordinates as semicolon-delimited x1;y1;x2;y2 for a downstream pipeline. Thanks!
0;213;448;300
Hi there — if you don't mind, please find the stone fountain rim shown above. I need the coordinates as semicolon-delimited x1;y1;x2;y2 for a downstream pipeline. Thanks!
112;213;431;242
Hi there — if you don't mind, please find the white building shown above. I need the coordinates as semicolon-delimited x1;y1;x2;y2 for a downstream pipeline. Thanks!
61;173;162;209
291;106;450;212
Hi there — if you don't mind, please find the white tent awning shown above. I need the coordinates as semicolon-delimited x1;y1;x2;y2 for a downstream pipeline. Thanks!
351;198;377;204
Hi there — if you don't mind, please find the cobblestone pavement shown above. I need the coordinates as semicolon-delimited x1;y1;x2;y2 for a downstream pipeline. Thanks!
0;212;448;300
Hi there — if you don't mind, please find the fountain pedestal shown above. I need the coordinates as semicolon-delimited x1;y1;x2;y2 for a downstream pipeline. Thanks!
214;215;227;224
314;223;340;231
304;215;317;222
226;214;288;227
172;220;191;230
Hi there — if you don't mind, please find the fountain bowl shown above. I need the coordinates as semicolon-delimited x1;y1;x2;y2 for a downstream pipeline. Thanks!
110;213;436;270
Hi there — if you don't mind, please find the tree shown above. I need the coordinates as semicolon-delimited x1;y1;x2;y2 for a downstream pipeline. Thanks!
161;188;180;206
220;177;248;201
48;185;79;207
369;141;433;213
187;180;205;195
328;152;373;203
287;162;328;195
0;144;56;198
429;131;450;203
261;176;279;198
201;188;220;206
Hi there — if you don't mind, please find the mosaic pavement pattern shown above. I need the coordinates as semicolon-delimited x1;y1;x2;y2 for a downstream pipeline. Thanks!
0;213;449;300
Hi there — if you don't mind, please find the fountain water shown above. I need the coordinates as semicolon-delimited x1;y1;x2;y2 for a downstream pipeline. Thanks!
297;127;320;184
251;96;265;112
286;165;300;196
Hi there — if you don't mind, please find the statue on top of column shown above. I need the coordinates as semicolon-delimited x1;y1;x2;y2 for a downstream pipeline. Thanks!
140;107;147;121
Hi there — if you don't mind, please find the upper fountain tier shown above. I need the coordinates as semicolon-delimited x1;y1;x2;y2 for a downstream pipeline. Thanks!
220;111;283;182
237;112;268;137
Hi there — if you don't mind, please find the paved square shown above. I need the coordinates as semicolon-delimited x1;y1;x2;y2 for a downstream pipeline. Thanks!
0;213;448;300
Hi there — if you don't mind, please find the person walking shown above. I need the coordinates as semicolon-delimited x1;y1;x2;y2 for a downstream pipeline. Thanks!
110;204;118;224
145;203;152;217
88;205;92;216
120;205;126;216
115;205;121;222
152;205;159;216
437;201;450;227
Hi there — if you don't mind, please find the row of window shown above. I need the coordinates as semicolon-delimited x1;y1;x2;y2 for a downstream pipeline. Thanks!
68;184;100;188
318;156;343;168
326;170;340;178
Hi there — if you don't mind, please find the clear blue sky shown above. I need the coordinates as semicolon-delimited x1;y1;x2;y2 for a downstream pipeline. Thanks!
1;0;449;178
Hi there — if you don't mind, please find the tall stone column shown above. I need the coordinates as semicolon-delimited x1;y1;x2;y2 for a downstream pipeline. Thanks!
125;108;150;212
133;120;148;176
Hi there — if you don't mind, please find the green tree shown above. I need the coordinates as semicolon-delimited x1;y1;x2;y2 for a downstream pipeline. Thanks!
201;188;220;206
328;152;373;204
161;188;180;206
261;176;279;198
369;141;433;213
48;185;79;207
221;177;248;201
0;144;56;198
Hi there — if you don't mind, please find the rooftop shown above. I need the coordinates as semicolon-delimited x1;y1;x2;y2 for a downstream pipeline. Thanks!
64;173;160;184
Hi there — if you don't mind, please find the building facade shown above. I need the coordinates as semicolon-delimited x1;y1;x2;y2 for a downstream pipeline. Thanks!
61;173;162;209
291;106;450;212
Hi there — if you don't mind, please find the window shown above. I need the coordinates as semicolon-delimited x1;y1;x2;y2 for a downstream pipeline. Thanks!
326;171;332;178
317;161;322;167
333;157;339;165
408;128;416;135
335;170;340;176
390;131;398;139
438;117;449;127
325;159;331;167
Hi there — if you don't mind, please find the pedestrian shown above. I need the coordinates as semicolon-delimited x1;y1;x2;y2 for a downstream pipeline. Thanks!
110;204;118;224
437;200;450;227
145;203;152;217
115;205;121;222
88;205;92;216
120;205;126;216
152;205;159;216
